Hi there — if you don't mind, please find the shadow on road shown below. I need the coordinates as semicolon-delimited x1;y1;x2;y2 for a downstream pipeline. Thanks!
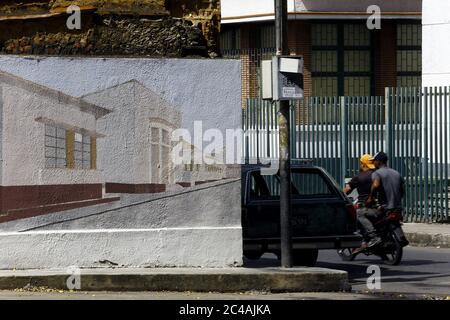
243;249;450;295
244;254;450;284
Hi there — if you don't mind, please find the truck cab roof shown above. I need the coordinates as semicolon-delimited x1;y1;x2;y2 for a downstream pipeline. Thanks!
241;160;317;175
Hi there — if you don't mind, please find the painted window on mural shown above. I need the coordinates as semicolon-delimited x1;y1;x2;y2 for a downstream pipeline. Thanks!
150;124;172;184
397;23;422;87
312;23;373;96
184;144;200;172
45;125;67;169
74;133;92;170
44;124;96;170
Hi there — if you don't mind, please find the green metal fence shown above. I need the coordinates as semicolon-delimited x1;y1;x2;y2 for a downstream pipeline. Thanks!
243;87;450;223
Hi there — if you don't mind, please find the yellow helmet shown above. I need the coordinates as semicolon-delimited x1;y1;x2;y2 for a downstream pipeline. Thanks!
360;154;376;169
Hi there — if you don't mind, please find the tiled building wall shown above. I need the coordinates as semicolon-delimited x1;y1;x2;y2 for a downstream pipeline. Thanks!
374;20;398;95
288;21;312;98
239;25;263;108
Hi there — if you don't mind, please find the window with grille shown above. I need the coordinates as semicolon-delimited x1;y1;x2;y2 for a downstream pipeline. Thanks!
257;24;276;49
220;27;241;51
45;125;67;169
312;23;373;96
397;23;422;87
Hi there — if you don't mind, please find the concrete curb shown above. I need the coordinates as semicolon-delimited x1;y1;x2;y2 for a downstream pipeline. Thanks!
403;223;450;248
0;268;350;293
405;232;450;248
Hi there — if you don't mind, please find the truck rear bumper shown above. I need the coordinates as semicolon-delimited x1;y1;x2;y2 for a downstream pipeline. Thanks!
244;235;362;251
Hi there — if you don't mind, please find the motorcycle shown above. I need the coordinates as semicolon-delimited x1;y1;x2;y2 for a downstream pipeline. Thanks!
337;198;409;265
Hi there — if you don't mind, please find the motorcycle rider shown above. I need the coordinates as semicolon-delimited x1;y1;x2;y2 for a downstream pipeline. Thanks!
367;151;409;246
343;154;382;248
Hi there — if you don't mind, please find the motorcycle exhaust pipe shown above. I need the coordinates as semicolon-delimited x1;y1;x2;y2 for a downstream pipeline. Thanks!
391;224;409;247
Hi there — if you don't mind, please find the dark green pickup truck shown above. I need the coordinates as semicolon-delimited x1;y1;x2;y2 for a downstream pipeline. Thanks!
241;164;362;266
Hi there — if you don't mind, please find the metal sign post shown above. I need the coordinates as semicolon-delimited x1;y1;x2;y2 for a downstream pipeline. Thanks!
275;0;293;268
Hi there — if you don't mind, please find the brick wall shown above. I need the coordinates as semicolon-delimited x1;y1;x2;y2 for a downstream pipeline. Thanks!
288;21;312;97
240;25;260;108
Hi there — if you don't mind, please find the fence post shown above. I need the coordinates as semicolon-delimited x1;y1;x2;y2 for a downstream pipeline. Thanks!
385;87;394;163
340;96;348;187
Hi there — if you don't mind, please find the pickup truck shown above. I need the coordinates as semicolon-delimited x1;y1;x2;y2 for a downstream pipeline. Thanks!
241;163;362;266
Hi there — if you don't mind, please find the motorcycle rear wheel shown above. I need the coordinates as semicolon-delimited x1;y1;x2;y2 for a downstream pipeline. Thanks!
380;234;403;265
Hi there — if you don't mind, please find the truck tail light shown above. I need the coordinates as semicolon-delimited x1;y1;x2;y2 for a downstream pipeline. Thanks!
346;203;357;222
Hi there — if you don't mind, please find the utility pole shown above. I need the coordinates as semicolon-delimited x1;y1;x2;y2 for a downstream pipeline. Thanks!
275;0;293;268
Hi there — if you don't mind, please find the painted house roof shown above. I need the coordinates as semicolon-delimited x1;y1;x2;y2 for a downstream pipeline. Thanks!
82;79;182;126
0;70;111;119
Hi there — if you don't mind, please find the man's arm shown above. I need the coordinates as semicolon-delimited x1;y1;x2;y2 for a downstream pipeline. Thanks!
343;184;353;195
400;176;405;198
366;173;381;206
343;177;357;195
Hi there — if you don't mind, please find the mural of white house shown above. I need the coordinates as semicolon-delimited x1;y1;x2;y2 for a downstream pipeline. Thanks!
0;56;241;224
0;70;111;221
0;56;242;269
82;80;182;193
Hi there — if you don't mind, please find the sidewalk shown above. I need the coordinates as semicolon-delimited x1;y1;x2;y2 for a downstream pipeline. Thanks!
0;267;350;293
404;223;450;248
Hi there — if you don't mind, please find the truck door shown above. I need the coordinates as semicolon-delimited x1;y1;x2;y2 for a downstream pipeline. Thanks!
244;170;281;239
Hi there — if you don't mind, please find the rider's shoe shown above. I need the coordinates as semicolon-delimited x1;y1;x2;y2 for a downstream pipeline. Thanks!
367;236;382;248
352;242;368;254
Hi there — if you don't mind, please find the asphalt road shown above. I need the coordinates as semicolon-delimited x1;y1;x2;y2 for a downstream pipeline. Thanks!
245;247;450;296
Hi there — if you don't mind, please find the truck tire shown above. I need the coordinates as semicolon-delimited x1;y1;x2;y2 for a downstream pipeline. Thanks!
243;251;263;260
293;249;319;267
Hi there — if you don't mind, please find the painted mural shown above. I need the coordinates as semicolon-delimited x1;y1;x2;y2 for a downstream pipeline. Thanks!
0;56;241;226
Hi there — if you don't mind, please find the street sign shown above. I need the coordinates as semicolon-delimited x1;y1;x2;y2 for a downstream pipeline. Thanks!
272;55;304;101
262;56;304;101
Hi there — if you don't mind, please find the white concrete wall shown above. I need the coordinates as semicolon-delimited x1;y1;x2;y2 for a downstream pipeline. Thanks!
0;228;243;269
422;0;450;87
0;82;101;186
221;0;421;22
222;0;276;19
299;0;421;12
422;0;450;164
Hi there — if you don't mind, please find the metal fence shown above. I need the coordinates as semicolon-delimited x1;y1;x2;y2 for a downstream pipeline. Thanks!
243;87;450;223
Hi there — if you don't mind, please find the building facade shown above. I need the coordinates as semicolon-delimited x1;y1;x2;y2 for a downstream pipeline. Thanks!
220;0;422;102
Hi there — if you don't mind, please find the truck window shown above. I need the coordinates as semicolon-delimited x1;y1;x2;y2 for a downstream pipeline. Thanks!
291;170;335;197
249;172;280;199
249;169;335;200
